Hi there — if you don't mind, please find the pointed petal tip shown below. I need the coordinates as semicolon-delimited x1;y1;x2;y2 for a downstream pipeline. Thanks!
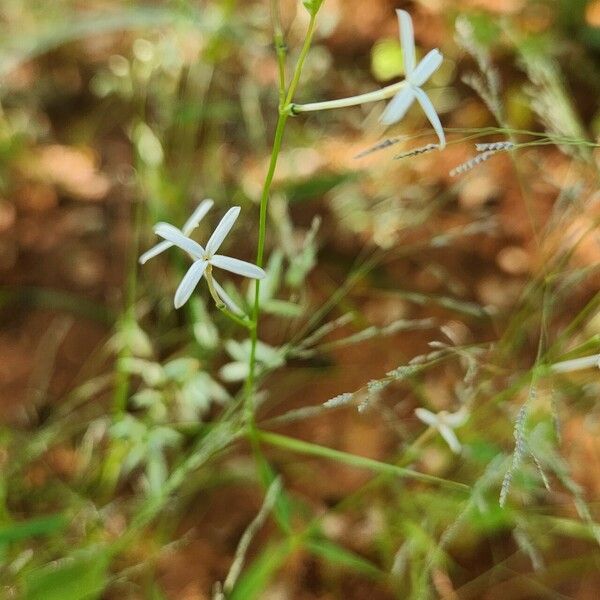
182;198;216;234
205;206;242;256
413;87;445;148
138;240;173;265
439;425;462;454
174;260;207;308
409;48;443;86
210;255;266;279
153;221;170;234
431;48;444;66
415;407;436;424
193;197;215;213
397;9;416;77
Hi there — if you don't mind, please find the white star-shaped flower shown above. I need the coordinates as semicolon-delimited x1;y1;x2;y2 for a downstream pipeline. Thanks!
139;198;214;265
415;406;468;454
219;339;284;382
153;206;266;310
380;9;445;148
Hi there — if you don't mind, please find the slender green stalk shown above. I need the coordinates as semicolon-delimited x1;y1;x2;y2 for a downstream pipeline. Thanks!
244;11;319;419
112;200;141;416
244;112;288;417
284;13;318;106
204;267;255;329
219;306;255;330
256;430;469;491
292;80;405;113
221;476;283;594
204;266;225;308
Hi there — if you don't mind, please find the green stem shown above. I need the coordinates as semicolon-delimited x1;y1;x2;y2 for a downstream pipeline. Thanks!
244;11;318;421
244;112;288;419
292;80;405;113
284;13;318;106
112;200;141;416
219;306;255;331
203;267;255;330
204;266;225;309
256;430;469;491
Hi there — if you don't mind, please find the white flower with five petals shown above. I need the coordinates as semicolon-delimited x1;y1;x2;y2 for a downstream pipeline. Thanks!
415;406;468;454
380;10;445;148
153;206;266;310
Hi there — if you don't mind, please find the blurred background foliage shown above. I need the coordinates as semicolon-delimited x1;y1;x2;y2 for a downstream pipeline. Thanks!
1;0;600;598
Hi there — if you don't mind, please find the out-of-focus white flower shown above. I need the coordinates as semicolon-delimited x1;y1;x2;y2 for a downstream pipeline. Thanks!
139;198;213;264
219;339;284;381
380;9;445;148
291;10;445;150
415;406;468;454
154;206;266;309
550;353;600;374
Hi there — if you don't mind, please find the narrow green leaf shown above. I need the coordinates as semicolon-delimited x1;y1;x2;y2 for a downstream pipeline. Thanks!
0;514;67;545
306;538;382;578
229;540;292;600
257;430;469;491
249;432;293;534
24;552;109;600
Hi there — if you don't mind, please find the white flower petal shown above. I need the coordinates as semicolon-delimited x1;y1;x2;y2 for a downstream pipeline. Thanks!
212;278;244;315
255;340;284;366
224;339;248;362
219;361;249;382
210;255;266;279
413;87;446;148
397;10;416;77
438;424;462;454
154;223;205;259
415;408;438;427
444;408;469;427
379;86;415;125
174;260;207;309
205;206;241;256
182;198;214;235
139;240;172;264
410;49;443;87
